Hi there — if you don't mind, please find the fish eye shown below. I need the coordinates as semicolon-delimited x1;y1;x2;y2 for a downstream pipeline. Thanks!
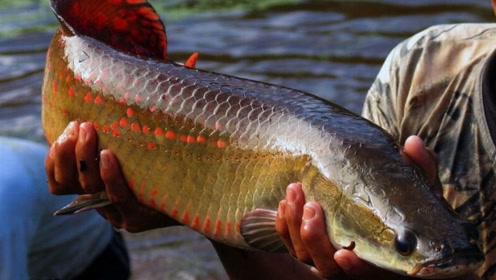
395;229;417;256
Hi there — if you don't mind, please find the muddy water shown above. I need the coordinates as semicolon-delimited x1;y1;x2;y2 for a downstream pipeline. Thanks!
0;1;493;279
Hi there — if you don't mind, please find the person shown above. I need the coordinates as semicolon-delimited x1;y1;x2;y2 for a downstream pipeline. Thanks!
0;136;130;279
45;1;496;278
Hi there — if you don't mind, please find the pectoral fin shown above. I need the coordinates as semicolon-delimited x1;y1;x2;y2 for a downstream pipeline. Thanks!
240;209;287;253
54;191;110;216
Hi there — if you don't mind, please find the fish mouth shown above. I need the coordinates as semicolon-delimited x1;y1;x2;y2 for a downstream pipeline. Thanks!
409;252;484;278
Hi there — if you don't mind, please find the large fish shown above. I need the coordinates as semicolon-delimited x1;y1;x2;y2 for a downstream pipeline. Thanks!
42;0;484;278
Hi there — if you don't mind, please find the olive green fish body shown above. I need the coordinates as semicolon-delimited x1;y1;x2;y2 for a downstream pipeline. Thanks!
42;0;484;277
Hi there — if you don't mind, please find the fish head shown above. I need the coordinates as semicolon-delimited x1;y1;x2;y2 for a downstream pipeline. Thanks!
310;137;485;278
327;157;485;278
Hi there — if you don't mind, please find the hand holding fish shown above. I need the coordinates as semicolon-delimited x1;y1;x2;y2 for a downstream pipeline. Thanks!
275;136;480;280
46;121;178;232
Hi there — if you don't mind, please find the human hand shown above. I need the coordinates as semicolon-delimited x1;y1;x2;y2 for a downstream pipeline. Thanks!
275;136;480;280
45;121;178;232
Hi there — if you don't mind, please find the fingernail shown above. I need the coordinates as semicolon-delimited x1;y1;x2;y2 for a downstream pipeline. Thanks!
303;204;316;221
287;188;296;203
100;152;109;169
278;201;286;219
79;124;89;143
57;122;75;143
48;143;56;159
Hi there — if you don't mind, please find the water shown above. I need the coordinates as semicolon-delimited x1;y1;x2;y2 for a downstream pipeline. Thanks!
0;0;492;278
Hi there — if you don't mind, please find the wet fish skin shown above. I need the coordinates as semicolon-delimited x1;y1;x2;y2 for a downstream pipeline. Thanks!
42;0;484;277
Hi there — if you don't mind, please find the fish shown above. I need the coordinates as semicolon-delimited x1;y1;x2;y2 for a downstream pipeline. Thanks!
42;0;484;278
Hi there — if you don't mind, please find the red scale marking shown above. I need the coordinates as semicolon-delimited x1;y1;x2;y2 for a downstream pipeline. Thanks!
217;140;227;148
147;142;156;150
126;107;134;118
165;131;176;139
112;129;120;137
214;220;222;237
154;128;164;136
142;125;150;134
179;135;188;143
182;211;190;225
68;87;75;98
102;125;110;133
95;94;104;104
131;123;140;132
148;188;158;207
191;215;200;230
187;135;196;144
135;95;143;102
150;188;158;197
197;135;207;143
93;122;100;131
111;121;119;130
203;217;212;234
84;92;92;103
171;208;178;218
119;117;129;127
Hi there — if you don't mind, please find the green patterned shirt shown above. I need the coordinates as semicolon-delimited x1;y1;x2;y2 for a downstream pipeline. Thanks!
363;24;496;279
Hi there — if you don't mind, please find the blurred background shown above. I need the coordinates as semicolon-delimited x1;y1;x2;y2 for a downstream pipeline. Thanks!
0;0;493;279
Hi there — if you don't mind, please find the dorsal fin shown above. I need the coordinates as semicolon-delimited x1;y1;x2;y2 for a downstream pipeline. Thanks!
50;0;167;60
184;52;199;68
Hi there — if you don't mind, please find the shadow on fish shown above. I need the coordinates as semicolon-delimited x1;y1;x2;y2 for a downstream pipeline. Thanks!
42;0;484;278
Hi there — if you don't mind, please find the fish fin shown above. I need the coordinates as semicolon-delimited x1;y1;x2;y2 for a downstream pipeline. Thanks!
49;0;167;60
53;192;110;216
184;52;199;68
240;209;288;253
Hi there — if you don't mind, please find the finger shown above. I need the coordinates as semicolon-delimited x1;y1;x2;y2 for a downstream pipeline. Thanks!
300;202;342;278
98;150;130;227
97;205;124;229
334;249;405;279
100;150;154;230
75;122;104;193
284;183;312;262
46;121;81;194
99;150;133;206
403;135;438;183
276;200;296;255
99;150;179;232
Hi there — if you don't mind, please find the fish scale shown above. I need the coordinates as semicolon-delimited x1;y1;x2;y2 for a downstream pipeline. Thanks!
42;0;485;277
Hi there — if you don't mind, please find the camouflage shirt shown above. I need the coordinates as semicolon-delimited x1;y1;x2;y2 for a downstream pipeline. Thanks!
362;24;496;279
